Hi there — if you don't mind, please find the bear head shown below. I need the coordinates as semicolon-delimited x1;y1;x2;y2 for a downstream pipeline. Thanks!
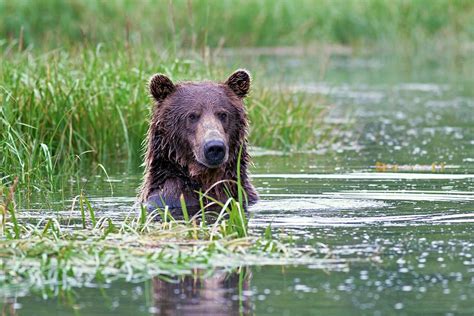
147;69;251;178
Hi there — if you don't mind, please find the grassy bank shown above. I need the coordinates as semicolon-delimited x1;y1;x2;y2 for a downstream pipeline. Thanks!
0;46;325;192
1;0;473;51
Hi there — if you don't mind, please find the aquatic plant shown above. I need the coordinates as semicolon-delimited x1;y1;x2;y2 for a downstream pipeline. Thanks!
0;183;368;298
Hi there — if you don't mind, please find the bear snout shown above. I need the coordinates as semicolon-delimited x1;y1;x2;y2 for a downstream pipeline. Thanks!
203;140;227;167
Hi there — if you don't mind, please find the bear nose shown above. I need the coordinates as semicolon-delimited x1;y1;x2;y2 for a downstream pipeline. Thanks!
204;140;226;166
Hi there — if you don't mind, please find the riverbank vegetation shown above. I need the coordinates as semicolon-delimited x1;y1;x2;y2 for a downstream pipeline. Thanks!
0;47;327;192
1;0;472;51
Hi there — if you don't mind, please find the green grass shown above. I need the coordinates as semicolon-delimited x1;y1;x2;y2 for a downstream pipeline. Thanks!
0;46;326;193
1;0;473;52
0;182;369;297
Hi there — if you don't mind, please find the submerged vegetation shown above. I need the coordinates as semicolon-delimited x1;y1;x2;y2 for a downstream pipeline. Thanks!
0;182;365;297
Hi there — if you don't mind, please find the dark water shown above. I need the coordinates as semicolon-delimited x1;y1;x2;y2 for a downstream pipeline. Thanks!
3;54;474;315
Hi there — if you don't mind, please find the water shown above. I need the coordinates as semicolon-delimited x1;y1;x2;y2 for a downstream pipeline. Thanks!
3;53;474;315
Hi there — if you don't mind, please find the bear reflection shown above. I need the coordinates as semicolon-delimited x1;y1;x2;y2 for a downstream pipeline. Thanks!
152;269;252;315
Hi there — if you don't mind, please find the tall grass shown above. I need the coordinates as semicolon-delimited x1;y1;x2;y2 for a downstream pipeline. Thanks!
1;0;472;51
248;90;328;150
0;46;325;192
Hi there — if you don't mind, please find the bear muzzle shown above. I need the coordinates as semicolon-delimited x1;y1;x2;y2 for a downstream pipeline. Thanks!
204;140;227;167
194;114;229;168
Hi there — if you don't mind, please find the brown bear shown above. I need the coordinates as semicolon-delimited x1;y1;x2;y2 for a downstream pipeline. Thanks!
138;69;258;213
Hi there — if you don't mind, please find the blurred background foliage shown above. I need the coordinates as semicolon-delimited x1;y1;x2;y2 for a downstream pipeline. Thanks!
1;0;473;51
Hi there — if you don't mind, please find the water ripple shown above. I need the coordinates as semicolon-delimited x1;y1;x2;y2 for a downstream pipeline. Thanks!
253;173;474;180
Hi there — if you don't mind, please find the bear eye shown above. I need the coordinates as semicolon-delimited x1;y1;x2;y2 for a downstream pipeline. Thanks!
188;113;199;123
217;112;228;122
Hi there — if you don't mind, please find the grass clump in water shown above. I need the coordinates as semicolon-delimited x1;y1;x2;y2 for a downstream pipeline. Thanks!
0;185;368;297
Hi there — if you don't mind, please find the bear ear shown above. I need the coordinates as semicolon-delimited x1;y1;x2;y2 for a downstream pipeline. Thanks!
148;74;175;102
225;69;251;98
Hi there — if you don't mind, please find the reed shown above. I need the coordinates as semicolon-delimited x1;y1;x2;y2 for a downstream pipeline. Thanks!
0;47;326;193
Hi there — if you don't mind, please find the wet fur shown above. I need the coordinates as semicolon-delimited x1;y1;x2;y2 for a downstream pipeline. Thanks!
138;72;258;211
